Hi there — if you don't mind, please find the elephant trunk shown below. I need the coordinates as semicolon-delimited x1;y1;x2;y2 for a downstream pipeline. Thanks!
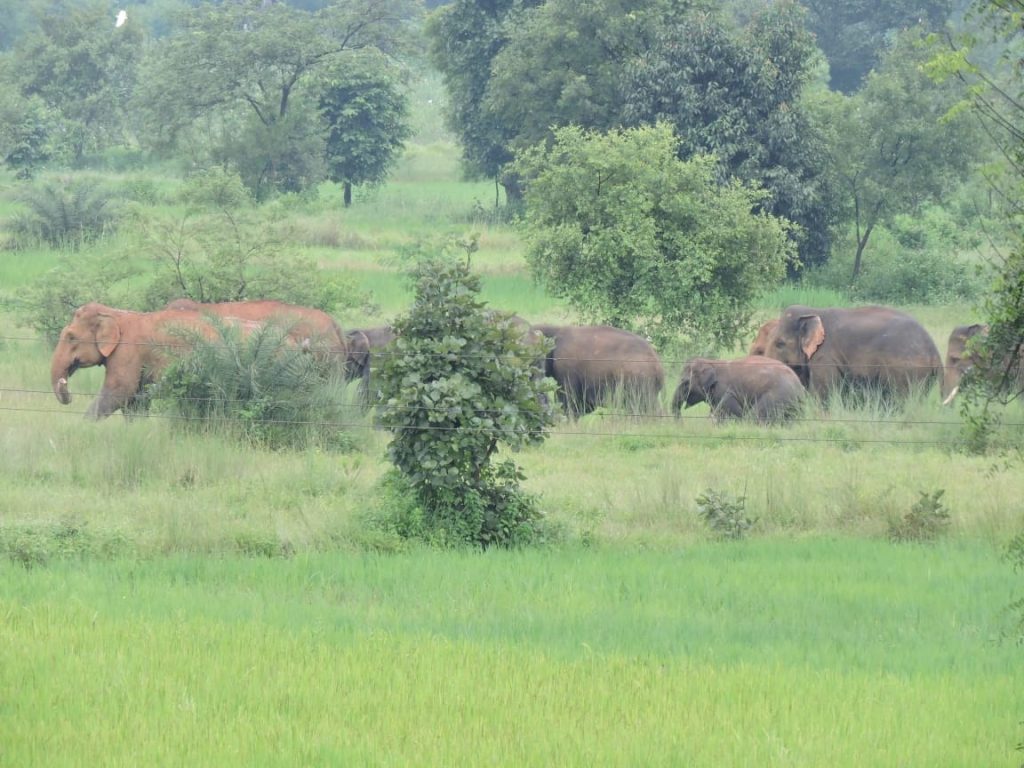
942;385;959;407
51;358;73;405
671;383;686;417
940;368;960;403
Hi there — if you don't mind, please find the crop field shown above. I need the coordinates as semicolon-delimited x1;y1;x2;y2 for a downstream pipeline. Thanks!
0;142;1021;766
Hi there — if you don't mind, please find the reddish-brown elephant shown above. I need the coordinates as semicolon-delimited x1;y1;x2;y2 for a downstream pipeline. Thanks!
164;299;351;378
672;356;806;423
51;303;227;419
748;319;779;356
941;323;1024;404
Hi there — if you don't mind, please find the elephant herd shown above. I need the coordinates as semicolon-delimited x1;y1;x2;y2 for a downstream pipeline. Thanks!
50;300;999;423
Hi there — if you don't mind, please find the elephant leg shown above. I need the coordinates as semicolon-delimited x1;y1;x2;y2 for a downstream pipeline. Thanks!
86;389;126;420
714;392;745;419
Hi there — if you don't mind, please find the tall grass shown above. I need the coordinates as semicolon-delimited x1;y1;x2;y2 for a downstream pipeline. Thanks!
0;543;1019;766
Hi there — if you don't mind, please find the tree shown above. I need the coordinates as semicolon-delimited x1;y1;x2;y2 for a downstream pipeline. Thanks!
513;124;795;350
831;28;981;281
136;0;418;198
484;0;667;154
940;0;1024;427
801;0;953;93
375;254;555;548
320;58;412;207
8;0;143;163
425;0;542;197
623;2;841;270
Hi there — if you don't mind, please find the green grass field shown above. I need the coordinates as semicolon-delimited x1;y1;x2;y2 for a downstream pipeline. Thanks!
0;141;1021;765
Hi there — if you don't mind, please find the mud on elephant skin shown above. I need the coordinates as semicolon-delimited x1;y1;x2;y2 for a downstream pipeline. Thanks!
51;302;227;419
765;305;942;403
165;299;350;374
673;356;806;423
531;324;664;418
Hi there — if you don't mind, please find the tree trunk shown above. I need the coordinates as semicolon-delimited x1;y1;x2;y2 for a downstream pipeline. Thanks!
852;224;873;281
343;181;352;208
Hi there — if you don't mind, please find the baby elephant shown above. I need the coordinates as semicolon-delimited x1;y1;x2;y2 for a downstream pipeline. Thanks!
672;356;806;423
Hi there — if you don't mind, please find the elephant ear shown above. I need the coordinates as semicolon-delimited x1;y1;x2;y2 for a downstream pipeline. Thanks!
94;313;121;359
798;315;825;360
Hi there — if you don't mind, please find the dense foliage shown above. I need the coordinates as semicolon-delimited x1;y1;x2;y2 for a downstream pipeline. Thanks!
623;2;841;269
828;29;981;281
375;256;555;548
514;124;794;349
134;0;417;199
801;0;952;93
321;59;412;206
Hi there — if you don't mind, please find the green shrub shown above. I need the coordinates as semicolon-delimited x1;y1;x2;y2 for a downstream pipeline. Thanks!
1006;530;1024;645
808;218;984;304
888;490;951;543
149;319;355;451
695;489;755;541
9;176;120;249
375;253;556;549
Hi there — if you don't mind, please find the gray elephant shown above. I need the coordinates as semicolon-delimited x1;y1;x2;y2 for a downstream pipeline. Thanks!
672;356;806;423
344;325;396;399
531;324;664;418
765;305;942;402
941;323;1024;404
942;324;988;404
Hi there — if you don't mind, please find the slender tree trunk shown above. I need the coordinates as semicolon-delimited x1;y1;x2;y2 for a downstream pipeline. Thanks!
343;181;352;208
851;221;874;281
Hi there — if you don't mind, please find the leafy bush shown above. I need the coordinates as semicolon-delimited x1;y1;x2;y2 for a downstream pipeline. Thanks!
9;176;120;248
808;215;984;304
13;247;144;345
375;254;556;548
888;489;951;543
513;123;795;350
695;489;755;541
0;521;128;568
149;319;354;451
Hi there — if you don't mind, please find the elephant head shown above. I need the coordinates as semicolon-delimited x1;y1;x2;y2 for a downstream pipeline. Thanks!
345;330;372;385
50;303;123;405
942;323;989;404
672;358;718;415
748;319;779;356
765;311;825;386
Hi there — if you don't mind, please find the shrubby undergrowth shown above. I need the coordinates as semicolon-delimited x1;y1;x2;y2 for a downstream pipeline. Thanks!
149;319;355;451
373;253;556;548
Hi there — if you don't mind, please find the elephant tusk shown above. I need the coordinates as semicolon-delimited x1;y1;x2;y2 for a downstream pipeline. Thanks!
941;385;959;406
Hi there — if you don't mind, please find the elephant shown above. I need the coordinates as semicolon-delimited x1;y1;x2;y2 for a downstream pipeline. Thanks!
164;299;351;378
748;319;779;356
343;325;396;400
672;356;806;423
764;305;943;402
942;323;988;404
941;323;1024;404
531;324;664;418
51;302;227;419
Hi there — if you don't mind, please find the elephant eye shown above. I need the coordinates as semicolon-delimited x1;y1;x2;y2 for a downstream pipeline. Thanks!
774;340;785;348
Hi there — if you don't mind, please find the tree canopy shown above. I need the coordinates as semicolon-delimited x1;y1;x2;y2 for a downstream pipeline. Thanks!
514;123;795;350
136;0;419;198
830;29;981;280
802;0;953;93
